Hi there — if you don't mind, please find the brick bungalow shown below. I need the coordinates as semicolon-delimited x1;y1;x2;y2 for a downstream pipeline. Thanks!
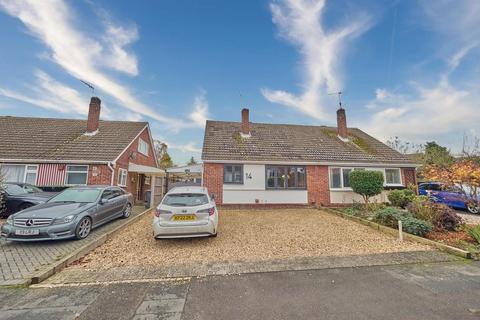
0;97;165;206
201;108;417;206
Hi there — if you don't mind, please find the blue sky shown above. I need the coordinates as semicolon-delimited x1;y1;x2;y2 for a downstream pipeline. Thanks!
0;0;479;164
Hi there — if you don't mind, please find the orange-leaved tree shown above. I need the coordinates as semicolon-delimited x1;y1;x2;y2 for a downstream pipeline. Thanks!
424;159;480;212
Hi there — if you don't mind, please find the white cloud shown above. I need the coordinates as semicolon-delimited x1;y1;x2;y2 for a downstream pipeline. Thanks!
357;1;480;151
362;78;480;143
101;18;139;76
262;0;371;120
188;90;209;128
0;0;184;126
0;70;88;115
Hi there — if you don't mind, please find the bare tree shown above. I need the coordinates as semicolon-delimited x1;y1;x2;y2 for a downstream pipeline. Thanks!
386;136;423;154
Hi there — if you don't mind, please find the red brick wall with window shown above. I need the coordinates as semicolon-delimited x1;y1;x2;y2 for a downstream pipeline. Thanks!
306;165;330;206
203;163;224;204
115;127;157;197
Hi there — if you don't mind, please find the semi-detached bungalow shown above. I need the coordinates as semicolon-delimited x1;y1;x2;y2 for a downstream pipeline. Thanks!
0;97;165;206
201;108;417;206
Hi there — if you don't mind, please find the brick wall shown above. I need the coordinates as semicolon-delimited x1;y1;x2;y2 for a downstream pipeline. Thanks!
203;163;224;204
115;127;158;199
306;165;330;206
402;167;417;188
87;164;111;185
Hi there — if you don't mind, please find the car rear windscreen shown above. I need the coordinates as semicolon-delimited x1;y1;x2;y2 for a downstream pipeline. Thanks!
163;193;209;207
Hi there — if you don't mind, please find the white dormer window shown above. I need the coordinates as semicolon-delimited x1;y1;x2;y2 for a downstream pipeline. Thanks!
138;138;149;156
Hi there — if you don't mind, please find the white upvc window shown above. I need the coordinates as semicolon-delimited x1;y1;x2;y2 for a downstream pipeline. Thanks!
329;167;403;189
329;167;359;190
138;138;149;156
118;168;128;187
65;165;88;185
384;168;402;186
0;164;38;184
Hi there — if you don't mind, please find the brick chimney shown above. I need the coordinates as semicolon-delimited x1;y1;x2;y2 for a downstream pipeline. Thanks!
241;108;250;136
337;107;348;140
86;97;101;135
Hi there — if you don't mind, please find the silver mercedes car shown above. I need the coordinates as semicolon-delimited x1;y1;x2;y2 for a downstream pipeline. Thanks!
1;186;133;241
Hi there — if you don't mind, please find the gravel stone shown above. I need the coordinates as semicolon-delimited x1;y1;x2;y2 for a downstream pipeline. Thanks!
71;208;432;270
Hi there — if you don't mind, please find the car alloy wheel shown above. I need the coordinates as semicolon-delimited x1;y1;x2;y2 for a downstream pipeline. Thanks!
467;204;479;214
76;217;91;239
122;204;132;218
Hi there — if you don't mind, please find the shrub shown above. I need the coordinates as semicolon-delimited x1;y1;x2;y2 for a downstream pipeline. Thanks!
349;170;384;208
407;196;462;231
407;196;437;222
388;189;415;208
466;225;480;244
373;207;432;237
373;207;408;227
431;204;462;231
401;216;433;237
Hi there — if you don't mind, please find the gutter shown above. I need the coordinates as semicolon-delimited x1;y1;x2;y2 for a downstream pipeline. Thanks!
202;159;418;168
107;162;115;186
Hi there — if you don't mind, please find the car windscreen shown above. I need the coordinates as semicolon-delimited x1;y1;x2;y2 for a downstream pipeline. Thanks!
48;188;101;203
163;193;209;207
4;184;27;195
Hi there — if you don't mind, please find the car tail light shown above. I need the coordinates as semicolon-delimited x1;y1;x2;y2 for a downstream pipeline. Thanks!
198;207;215;216
154;209;171;217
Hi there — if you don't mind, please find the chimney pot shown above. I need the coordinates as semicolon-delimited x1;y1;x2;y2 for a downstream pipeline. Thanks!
337;107;348;139
241;108;250;136
86;97;101;134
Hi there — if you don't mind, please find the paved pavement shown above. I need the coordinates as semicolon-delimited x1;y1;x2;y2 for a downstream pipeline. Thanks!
0;206;146;286
43;250;457;285
0;261;479;319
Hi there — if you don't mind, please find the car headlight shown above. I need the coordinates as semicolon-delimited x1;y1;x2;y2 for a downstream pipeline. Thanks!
6;216;13;225
53;215;76;224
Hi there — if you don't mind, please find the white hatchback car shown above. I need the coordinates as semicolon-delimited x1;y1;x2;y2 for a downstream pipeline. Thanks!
153;186;218;239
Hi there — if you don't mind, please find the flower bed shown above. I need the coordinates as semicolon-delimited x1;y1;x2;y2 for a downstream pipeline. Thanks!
341;192;480;259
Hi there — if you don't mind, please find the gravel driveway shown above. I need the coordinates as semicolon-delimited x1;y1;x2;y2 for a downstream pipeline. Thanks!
71;208;432;270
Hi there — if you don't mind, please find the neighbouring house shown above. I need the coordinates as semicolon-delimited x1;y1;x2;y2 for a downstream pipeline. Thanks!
166;164;202;190
0;97;165;206
201;108;417;206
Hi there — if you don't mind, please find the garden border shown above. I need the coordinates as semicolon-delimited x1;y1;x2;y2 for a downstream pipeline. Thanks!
325;208;472;259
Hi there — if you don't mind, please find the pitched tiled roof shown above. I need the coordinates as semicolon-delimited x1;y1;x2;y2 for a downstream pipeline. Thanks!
202;121;415;165
0;116;148;162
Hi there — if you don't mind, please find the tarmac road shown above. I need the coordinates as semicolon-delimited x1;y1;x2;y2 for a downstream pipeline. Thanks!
1;261;480;320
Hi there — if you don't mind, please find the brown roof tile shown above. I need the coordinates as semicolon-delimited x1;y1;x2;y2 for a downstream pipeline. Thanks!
202;121;415;165
0;116;148;162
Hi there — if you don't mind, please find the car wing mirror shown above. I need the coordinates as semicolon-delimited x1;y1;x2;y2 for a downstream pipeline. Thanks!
210;193;215;200
100;198;109;204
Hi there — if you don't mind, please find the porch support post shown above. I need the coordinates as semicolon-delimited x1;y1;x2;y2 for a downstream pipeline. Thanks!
150;175;156;208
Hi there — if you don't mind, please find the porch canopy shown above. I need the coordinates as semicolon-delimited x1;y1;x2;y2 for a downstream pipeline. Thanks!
128;163;166;176
128;163;165;208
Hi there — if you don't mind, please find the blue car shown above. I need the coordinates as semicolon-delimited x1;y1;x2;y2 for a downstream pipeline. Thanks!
418;182;479;214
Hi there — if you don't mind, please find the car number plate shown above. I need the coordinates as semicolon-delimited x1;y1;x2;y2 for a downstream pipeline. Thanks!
172;215;196;221
15;229;40;236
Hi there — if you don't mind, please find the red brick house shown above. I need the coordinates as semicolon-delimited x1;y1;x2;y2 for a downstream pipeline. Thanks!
202;108;417;206
0;97;165;205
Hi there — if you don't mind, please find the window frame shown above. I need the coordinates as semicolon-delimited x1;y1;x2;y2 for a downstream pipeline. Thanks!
223;164;244;184
265;165;307;190
118;168;128;187
138;138;149;156
329;167;404;190
64;165;89;186
0;164;38;184
384;168;403;187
